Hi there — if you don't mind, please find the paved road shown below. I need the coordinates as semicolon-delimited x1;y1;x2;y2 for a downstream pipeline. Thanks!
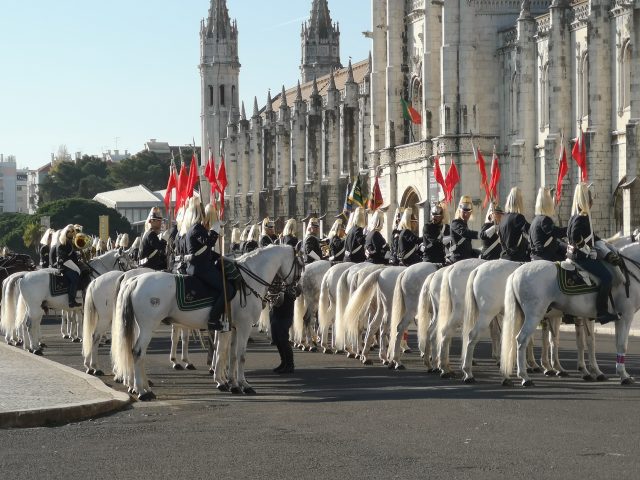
1;319;639;479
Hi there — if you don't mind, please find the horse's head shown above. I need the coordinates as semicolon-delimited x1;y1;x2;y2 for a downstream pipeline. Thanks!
277;245;304;288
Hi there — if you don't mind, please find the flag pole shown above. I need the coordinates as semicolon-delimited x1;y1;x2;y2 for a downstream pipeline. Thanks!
217;140;231;333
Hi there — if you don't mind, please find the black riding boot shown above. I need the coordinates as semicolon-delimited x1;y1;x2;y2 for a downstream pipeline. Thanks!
595;286;618;325
280;335;294;374
207;297;225;332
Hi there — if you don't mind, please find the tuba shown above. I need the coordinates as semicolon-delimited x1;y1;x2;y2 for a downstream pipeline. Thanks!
73;232;91;251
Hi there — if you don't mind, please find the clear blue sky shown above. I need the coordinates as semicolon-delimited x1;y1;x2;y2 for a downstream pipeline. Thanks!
0;0;371;170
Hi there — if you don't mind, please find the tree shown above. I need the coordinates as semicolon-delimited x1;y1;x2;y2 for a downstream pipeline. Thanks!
108;150;173;191
23;222;42;252
0;213;34;257
40;155;116;203
37;198;132;237
54;144;71;164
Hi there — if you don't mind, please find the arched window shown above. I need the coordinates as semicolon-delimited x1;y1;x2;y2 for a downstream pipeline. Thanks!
219;85;225;107
579;53;589;120
510;71;519;134
540;63;550;129
620;40;632;113
209;85;214;107
231;85;236;107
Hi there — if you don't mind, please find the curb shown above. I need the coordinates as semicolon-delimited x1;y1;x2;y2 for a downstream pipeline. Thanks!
0;344;131;429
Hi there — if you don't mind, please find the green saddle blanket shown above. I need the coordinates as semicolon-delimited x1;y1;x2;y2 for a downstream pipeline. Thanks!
174;275;216;311
555;263;599;296
49;273;68;297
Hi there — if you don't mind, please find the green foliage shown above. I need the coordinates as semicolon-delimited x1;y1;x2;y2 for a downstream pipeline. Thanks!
108;151;173;191
40;155;115;203
23;223;41;250
37;198;132;237
0;213;32;256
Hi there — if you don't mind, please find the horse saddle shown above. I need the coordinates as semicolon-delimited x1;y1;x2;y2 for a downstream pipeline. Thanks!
174;275;216;311
49;273;69;296
555;262;599;295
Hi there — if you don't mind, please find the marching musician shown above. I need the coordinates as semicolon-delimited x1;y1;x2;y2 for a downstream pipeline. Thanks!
389;209;402;266
55;225;82;308
280;218;299;248
304;217;325;264
567;183;620;324
530;187;567;262
479;203;504;260
328;218;346;262
259;217;277;247
422;203;450;264
447;196;479;264
39;228;54;268
397;208;422;266
139;207;168;271
344;207;367;263
243;224;260;254
230;226;242;254
365;210;389;264
499;187;530;262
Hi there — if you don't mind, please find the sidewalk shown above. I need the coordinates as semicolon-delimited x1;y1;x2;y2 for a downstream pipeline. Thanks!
0;342;130;429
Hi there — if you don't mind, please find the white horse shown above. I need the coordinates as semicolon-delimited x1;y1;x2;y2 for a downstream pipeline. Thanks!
82;267;153;375
387;262;439;369
292;260;331;351
416;267;448;371
1;271;29;345
111;245;302;400
501;243;640;386
317;262;353;353
60;309;82;342
3;250;133;355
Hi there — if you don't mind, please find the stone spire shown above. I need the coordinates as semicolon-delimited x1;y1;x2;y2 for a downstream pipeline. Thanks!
309;0;333;37
296;80;303;103
266;89;273;111
300;0;341;83
241;101;246;121
346;59;354;83
252;96;259;117
205;0;236;40
328;70;337;91
280;85;288;108
311;75;319;97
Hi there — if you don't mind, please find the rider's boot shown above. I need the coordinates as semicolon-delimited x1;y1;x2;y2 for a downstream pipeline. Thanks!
595;287;618;325
207;297;225;332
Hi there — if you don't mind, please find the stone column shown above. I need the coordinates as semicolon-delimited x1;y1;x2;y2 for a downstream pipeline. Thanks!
249;98;263;222
370;0;387;152
385;0;404;148
305;86;323;216
276;92;291;221
624;6;640;233
237;112;251;222
292;86;307;220
422;1;441;140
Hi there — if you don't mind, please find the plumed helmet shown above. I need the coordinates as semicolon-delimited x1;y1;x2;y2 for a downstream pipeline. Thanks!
458;195;473;212
147;207;164;222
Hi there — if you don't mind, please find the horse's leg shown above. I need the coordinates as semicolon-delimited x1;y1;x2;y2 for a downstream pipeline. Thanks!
72;311;82;342
574;318;588;375
548;317;568;377
490;316;501;364
169;325;182;370
525;336;541;372
582;319;605;381
539;319;552;374
132;329;155;400
228;328;242;394
461;312;493;383
426;309;439;372
361;308;383;365
234;323;255;394
516;319;538;386
182;329;195;370
614;311;635;384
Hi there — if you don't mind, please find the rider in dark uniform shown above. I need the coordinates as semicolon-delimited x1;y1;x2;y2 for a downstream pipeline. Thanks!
55;225;82;308
530;187;567;262
423;203;450;264
259;218;277;247
567;183;620;325
270;283;302;374
397;207;422;266
328;218;346;262
39;228;54;268
344;207;367;263
243;225;260;254
139;207;168;271
447;196;479;264
185;201;235;332
389;209;402;266
499;187;530;262
279;218;299;248
479;204;504;260
304;218;325;264
230;227;242;254
365;210;389;264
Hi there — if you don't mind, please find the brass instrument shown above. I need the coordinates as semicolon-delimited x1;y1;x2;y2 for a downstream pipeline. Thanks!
73;232;91;250
320;237;330;257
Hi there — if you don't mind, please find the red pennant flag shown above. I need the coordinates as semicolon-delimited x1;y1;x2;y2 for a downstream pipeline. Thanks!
204;156;211;183
186;153;199;199
176;162;188;211
556;142;569;204
163;164;177;212
485;148;501;207
572;128;588;182
473;143;490;202
368;175;384;211
433;156;446;198
444;158;460;204
216;156;228;218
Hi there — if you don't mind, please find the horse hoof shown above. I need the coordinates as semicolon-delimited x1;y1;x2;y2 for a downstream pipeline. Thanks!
148;380;154;387
95;370;104;377
440;371;453;379
596;374;607;382
502;378;513;387
426;368;438;374
323;348;333;355
33;349;43;356
387;362;396;370
242;387;257;395
621;377;635;385
532;367;542;374
582;374;595;382
72;338;81;343
346;352;356;359
402;348;412;354
556;370;570;378
544;370;555;377
114;377;123;384
185;364;196;370
395;364;406;371
217;383;229;392
463;377;476;384
86;368;95;375
382;360;390;366
309;346;318;353
16;339;24;347
208;369;214;376
471;360;477;366
230;386;242;395
62;335;70;340
138;391;156;401
522;379;535;387
127;387;135;394
38;342;47;348
363;359;373;366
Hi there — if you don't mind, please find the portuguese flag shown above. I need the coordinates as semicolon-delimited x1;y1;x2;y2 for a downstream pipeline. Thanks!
401;98;422;125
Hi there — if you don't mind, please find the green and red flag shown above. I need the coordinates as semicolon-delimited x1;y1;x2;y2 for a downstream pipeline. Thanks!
368;175;384;211
401;98;422;125
348;175;365;208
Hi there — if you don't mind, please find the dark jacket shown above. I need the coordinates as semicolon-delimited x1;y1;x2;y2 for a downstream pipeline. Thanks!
304;235;324;264
530;215;567;262
260;234;276;248
344;227;366;263
447;218;478;263
389;229;401;265
40;245;50;268
243;240;259;254
140;230;167;271
329;236;346;262
186;223;218;276
499;213;530;262
365;230;389;264
567;214;600;261
279;235;298;248
479;222;502;260
398;229;422;266
422;222;449;264
55;242;79;269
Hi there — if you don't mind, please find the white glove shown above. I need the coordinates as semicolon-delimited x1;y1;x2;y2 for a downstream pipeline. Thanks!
589;250;597;260
160;229;171;242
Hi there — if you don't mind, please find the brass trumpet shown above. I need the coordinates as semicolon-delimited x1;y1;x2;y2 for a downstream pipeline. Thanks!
73;232;91;251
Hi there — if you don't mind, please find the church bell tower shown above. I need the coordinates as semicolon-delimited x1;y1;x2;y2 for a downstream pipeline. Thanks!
200;0;240;162
300;0;341;83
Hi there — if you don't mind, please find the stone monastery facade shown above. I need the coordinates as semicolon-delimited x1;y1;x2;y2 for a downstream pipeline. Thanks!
201;0;640;238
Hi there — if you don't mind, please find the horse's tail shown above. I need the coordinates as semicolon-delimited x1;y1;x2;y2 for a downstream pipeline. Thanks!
462;267;480;345
1;276;20;334
436;267;453;344
500;273;523;379
292;290;307;344
81;280;99;360
334;269;352;350
317;275;332;333
111;278;138;382
343;269;383;346
388;270;408;358
416;274;434;355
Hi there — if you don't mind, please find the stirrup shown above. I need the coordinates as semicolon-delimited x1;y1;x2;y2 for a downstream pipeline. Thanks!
560;260;575;271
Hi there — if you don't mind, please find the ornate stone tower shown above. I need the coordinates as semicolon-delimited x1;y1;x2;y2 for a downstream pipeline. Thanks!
300;0;342;83
200;0;240;164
